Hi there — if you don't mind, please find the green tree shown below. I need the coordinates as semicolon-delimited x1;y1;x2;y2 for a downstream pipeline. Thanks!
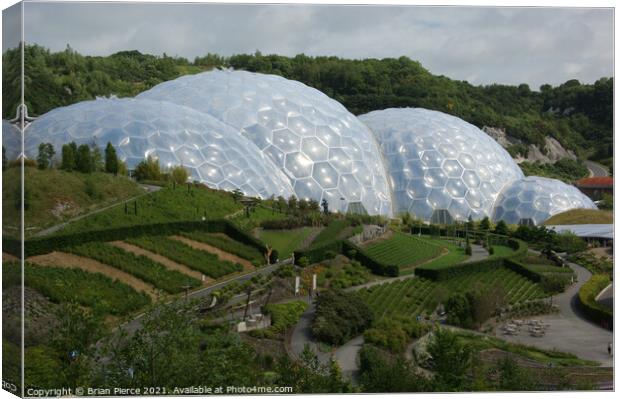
479;216;491;231
287;195;298;213
170;165;189;185
231;188;243;203
494;220;508;236
496;357;536;391
426;328;473;391
104;142;119;175
36;143;55;169
91;145;104;172
61;142;77;171
75;144;92;173
133;156;161;181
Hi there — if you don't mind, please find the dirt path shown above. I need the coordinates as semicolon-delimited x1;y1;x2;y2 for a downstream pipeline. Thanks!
169;235;255;272
109;241;211;285
3;252;19;262
27;251;159;299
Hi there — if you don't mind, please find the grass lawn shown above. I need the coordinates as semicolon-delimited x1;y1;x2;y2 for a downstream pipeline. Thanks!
454;331;599;367
544;209;613;225
358;266;548;319
399;236;470;274
3;168;144;237
310;219;351;247
259;227;316;258
489;245;516;258
61;184;241;234
231;206;289;231
365;232;445;268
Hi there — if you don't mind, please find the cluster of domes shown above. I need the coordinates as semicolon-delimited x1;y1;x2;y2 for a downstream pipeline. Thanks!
2;70;597;224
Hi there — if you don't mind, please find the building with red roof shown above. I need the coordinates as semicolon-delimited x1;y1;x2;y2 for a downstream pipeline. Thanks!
575;177;613;200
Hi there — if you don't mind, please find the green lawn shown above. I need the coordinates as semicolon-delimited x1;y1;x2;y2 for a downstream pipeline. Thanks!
3;167;144;237
230;206;289;231
544;209;613;225
357;266;548;320
310;219;351;247
60;184;241;234
365;232;446;268
489;245;516;258
259;227;316;258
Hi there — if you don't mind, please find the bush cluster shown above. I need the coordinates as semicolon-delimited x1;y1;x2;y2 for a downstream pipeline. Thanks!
312;290;373;345
577;274;613;329
363;316;428;353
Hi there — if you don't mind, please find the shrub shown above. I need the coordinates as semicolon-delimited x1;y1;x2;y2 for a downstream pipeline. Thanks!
312;290;373;345
251;301;308;339
465;245;473;256
488;246;495;255
577;274;612;329
364;316;428;353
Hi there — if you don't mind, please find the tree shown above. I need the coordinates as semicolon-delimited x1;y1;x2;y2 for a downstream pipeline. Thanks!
494;220;508;236
308;199;320;212
276;196;287;213
133;156;161;181
426;328;473;391
231;188;243;203
170;165;189;185
36;143;54;169
75;144;92;173
287;195;298;213
104;142;119;175
61;142;77;171
91;145;104;172
321;199;329;215
496;357;536;391
298;198;309;213
479;216;491;231
466;215;475;232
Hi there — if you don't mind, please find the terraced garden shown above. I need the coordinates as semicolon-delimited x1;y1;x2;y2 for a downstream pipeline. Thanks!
126;235;243;278
178;231;264;264
357;266;548;320
2;262;150;316
68;242;201;294
364;232;447;268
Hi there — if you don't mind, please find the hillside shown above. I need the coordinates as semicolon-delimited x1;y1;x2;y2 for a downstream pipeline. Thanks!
2;45;612;162
543;209;613;225
2;167;144;237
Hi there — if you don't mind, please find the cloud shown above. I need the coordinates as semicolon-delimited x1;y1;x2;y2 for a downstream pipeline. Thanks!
16;2;613;88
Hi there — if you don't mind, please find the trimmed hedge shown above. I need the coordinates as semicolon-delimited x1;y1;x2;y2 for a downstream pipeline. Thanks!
4;219;266;258
577;274;613;330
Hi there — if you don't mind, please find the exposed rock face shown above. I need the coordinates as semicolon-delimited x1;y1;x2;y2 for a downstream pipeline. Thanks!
482;126;577;164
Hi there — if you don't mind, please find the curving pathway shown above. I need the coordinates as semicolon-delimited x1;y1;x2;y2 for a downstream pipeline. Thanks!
496;258;613;366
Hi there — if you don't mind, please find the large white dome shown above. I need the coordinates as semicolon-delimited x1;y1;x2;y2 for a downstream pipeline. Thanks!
2;120;21;160
23;98;294;199
359;108;524;222
493;176;597;225
137;70;393;216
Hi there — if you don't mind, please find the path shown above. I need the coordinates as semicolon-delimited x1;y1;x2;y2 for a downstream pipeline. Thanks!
34;184;162;237
463;244;486;263
118;258;292;335
585;160;609;177
496;258;613;366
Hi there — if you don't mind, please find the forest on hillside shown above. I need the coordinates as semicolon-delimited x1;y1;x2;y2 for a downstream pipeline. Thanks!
2;44;613;162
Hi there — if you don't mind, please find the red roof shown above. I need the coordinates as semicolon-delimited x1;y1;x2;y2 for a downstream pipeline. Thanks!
576;177;614;188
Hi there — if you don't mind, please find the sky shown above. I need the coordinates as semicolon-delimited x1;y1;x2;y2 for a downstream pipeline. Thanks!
2;1;614;88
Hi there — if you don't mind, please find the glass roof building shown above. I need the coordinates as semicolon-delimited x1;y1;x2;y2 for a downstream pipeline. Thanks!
492;176;597;225
137;70;393;216
2;120;22;160
360;108;524;222
22;98;294;199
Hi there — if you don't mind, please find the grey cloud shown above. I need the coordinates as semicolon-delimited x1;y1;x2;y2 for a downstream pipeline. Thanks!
16;2;614;88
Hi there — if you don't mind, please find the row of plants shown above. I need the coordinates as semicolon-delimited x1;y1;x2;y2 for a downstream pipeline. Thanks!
4;218;266;257
364;232;445;268
178;231;264;264
577;274;613;330
2;262;151;316
68;242;201;293
126;236;243;279
357;267;548;322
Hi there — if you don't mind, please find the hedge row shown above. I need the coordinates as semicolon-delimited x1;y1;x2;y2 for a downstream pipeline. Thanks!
293;239;398;277
4;219;266;258
577;274;613;330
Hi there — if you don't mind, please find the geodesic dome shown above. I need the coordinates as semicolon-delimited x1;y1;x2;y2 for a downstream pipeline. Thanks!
137;69;393;216
2;120;22;160
492;176;597;225
359;108;524;222
23;98;294;199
